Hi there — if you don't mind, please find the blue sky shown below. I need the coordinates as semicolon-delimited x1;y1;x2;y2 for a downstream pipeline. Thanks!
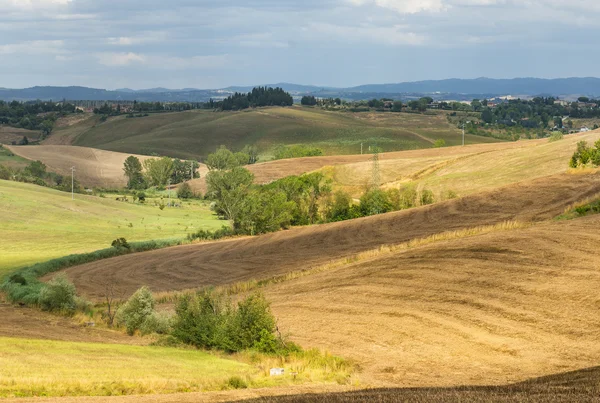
1;0;599;89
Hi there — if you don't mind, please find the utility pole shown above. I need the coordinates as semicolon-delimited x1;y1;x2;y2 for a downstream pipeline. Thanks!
361;143;363;155
71;166;75;200
462;123;465;146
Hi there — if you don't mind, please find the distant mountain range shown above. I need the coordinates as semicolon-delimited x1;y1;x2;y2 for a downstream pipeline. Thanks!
2;77;600;102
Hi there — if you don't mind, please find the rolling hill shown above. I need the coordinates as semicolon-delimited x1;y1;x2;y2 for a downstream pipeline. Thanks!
51;171;600;390
0;180;221;273
70;107;499;160
6;145;158;188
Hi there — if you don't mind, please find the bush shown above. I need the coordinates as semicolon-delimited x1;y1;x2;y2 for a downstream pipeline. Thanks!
111;237;130;250
187;226;234;241
8;273;27;286
226;376;248;390
172;291;291;354
177;182;194;199
38;274;77;314
116;286;156;335
420;189;435;206
139;311;172;336
433;139;446;148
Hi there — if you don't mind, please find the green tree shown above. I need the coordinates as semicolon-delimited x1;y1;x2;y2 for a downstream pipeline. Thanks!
206;146;242;171
360;188;392;216
24;160;47;178
206;167;254;226
171;159;200;184
177;182;194;199
241;145;259;164
392;101;403;112
433;139;446;148
326;190;353;221
237;189;294;234
123;156;146;189
143;157;174;187
481;108;493;124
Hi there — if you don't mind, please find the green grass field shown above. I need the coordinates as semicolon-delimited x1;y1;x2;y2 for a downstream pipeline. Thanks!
0;337;252;397
72;107;501;160
0;180;223;274
0;145;29;169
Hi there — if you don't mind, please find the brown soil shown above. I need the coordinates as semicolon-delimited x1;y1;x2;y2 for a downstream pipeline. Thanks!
56;172;600;299
265;214;600;387
0;300;145;345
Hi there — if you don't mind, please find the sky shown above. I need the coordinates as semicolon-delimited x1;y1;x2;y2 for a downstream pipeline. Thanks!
1;0;599;89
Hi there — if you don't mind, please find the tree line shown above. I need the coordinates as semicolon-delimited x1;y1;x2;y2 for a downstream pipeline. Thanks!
0;100;78;138
219;87;293;111
199;148;446;238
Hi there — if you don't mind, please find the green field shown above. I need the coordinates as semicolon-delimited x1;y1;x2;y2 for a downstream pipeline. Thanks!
0;180;223;273
72;107;501;160
0;145;29;169
0;337;252;397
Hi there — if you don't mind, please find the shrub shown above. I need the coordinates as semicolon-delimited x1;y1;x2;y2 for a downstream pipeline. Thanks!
420;189;435;206
8;273;27;286
111;238;130;250
433;139;446;148
0;164;11;180
226;376;248;390
443;190;458;200
187;226;234;241
116;286;156;335
38;274;77;314
139;311;172;336
172;291;291;354
399;185;417;209
177;182;194;199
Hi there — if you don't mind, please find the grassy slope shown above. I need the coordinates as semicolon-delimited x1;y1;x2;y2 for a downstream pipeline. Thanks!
0;337;251;398
73;108;500;160
0;145;29;169
0;180;222;273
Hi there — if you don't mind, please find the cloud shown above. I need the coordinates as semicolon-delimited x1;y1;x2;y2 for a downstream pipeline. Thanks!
6;0;73;9
107;32;168;46
0;39;67;55
346;0;445;13
95;52;146;67
307;23;427;46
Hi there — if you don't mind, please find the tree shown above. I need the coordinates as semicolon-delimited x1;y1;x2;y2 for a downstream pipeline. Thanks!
326;190;353;221
40;120;53;138
171;159;200;184
143;157;174;187
24;160;46;178
392;101;403;112
301;96;318;106
241;145;259;164
481;108;494;124
554;116;563;129
471;99;483;112
177;182;194;199
123;156;145;189
206;146;241;171
237;189;294;234
578;97;590;103
360;189;392;216
206;167;254;227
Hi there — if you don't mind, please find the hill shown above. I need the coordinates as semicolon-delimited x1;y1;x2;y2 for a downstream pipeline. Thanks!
0;180;221;273
71;107;498;160
5;145;157;188
188;130;600;196
56;171;600;298
52;171;600;389
3;77;600;102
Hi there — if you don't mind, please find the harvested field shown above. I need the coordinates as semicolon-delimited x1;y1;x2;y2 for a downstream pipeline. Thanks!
234;366;600;402
189;131;600;195
6;145;156;188
57;172;600;299
0;126;40;145
0;301;145;345
264;214;600;387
